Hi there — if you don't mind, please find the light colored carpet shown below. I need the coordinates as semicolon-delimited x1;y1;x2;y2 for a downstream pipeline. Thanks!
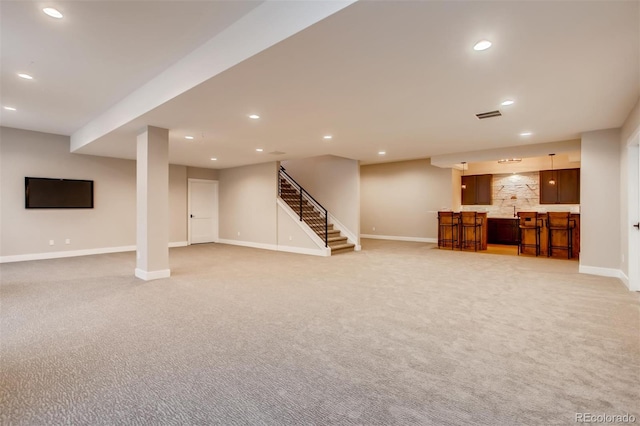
1;239;638;425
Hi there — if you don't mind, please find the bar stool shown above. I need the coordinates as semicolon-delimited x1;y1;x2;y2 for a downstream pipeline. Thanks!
438;211;459;249
547;212;576;259
517;212;542;256
460;211;483;251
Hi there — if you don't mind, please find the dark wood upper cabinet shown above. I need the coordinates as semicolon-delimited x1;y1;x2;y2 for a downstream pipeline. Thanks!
475;174;492;205
461;174;492;205
539;168;580;204
557;169;580;203
539;170;557;204
461;176;476;205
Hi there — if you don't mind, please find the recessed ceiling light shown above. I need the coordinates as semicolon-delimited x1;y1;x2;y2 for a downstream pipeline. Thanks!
210;157;217;161
43;7;63;19
323;135;333;140
378;151;386;155
520;131;532;136
3;106;17;111
256;148;263;152
473;40;492;51
249;114;260;119
184;136;194;140
501;100;514;106
18;73;33;80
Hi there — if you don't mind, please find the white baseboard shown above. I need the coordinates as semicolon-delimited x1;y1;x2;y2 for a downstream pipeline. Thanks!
619;271;630;288
0;242;188;263
218;239;279;251
218;238;330;257
0;245;137;263
578;265;622;279
360;234;437;243
276;245;330;257
135;268;171;281
169;241;189;248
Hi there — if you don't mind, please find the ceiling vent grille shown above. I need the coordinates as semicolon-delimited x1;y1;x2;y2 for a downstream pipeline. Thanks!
269;151;286;155
476;110;502;119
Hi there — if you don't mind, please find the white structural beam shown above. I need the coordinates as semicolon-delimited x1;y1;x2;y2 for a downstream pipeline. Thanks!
71;0;357;152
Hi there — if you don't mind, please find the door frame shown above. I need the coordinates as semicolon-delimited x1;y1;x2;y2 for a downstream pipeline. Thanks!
626;130;640;291
187;178;219;245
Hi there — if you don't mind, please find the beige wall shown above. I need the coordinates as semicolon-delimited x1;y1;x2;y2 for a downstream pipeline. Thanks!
1;127;137;256
580;128;621;270
621;97;640;143
169;164;188;244
0;127;188;259
281;155;360;239
451;168;461;211
187;167;218;181
277;204;322;251
360;159;454;240
218;161;278;245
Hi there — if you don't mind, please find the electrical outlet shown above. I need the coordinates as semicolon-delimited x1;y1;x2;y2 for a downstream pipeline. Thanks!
65;238;71;245
237;231;240;236
49;240;54;246
289;235;292;241
372;226;376;231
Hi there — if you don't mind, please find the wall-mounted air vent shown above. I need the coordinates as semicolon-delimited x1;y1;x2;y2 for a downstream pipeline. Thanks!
476;110;502;119
269;151;286;155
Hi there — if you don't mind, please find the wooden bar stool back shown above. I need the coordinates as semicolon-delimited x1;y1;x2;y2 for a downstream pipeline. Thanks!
460;211;483;251
547;212;575;259
517;211;542;256
438;211;459;249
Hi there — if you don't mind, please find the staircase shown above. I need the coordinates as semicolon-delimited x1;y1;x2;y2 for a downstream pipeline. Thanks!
279;168;355;255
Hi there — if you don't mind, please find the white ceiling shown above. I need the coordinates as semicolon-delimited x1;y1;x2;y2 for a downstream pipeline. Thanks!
2;1;639;169
0;0;262;135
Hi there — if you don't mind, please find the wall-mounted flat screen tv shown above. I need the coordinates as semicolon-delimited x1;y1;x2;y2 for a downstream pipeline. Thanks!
25;177;94;209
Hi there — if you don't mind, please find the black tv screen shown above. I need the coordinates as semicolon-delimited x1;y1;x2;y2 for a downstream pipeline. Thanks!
25;177;94;209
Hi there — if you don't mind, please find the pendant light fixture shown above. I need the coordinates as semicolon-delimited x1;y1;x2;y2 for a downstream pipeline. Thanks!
548;154;556;185
461;162;467;189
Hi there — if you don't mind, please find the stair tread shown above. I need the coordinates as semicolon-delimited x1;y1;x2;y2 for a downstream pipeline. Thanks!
330;244;355;255
327;236;347;242
330;243;355;250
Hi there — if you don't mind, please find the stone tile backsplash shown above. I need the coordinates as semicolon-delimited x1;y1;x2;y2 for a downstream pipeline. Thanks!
460;172;580;218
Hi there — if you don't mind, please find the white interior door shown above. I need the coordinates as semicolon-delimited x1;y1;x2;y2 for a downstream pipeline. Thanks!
188;179;218;244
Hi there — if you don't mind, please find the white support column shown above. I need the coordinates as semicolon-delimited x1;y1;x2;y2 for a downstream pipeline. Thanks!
135;126;170;280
